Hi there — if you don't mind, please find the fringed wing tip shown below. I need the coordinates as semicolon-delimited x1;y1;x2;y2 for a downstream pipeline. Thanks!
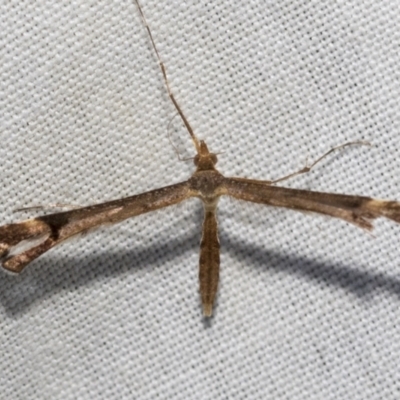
2;254;32;274
382;201;400;224
0;219;52;273
342;199;400;232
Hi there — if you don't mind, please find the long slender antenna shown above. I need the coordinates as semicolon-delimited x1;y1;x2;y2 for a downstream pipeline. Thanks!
134;0;201;154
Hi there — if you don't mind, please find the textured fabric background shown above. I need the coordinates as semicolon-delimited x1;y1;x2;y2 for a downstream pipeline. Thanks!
1;1;400;399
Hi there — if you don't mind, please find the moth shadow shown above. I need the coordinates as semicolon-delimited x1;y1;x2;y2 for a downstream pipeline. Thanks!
0;225;200;317
224;232;400;301
1;208;400;317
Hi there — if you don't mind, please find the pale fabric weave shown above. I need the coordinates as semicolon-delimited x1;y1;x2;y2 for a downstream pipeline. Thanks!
1;1;400;399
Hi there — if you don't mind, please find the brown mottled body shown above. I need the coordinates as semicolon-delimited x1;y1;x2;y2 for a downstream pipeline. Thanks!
199;209;220;317
1;0;400;317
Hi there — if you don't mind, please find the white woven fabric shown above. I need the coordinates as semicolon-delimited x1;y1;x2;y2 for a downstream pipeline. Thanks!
1;0;400;399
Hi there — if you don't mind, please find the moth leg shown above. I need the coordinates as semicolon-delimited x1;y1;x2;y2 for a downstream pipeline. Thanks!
14;203;82;213
271;141;371;185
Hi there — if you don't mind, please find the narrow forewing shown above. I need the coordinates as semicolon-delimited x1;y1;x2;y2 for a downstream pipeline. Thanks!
224;177;400;230
0;180;192;273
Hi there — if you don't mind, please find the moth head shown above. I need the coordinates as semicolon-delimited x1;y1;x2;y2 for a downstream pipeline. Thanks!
194;140;218;171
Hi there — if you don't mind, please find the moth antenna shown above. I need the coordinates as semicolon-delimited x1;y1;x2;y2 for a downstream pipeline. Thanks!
167;113;193;162
134;0;201;154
